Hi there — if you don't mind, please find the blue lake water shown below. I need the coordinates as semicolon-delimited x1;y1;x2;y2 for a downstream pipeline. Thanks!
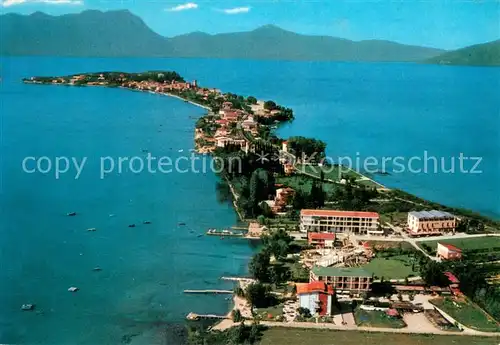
0;56;499;344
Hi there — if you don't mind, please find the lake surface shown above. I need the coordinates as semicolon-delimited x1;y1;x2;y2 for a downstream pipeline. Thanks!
0;56;499;344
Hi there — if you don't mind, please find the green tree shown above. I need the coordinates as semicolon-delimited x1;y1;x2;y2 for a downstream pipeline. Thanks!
264;100;277;110
249;251;271;282
247;96;258;104
245;282;272;308
231;309;243;322
296;307;312;318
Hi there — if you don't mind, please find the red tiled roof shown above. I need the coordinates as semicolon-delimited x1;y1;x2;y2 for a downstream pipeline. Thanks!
444;271;460;284
300;209;379;218
308;232;336;241
386;309;399;317
439;243;462;253
296;282;334;295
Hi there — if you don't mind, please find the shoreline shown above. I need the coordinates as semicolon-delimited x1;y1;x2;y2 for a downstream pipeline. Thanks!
22;74;500;335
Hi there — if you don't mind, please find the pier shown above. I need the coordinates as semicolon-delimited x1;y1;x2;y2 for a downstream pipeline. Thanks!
206;228;245;237
186;312;229;321
183;289;233;294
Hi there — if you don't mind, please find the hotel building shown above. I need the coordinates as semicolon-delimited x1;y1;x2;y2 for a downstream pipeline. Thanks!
300;209;380;235
310;266;373;293
407;210;456;236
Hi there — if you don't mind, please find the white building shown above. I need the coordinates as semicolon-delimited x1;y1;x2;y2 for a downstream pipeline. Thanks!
297;281;335;316
300;209;380;235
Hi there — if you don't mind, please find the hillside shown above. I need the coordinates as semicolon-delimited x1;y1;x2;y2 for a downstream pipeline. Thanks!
1;10;444;61
426;40;500;66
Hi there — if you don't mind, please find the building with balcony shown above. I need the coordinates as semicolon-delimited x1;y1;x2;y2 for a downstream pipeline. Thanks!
310;266;372;294
296;281;335;316
407;210;456;236
299;210;380;235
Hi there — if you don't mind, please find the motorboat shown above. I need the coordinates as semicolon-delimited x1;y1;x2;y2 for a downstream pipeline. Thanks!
21;304;35;311
66;212;77;216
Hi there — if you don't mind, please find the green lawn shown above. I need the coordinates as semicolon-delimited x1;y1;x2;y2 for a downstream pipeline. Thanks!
258;328;500;345
276;175;337;195
356;178;384;189
295;164;360;182
354;309;406;328
255;304;284;322
430;297;500;332
362;257;419;280
418;236;500;254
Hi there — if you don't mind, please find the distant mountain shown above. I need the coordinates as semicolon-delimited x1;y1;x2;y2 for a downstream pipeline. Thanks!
426;40;500;66
1;10;173;57
1;9;445;61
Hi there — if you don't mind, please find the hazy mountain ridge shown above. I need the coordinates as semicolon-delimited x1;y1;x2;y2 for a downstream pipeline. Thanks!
426;40;500;66
0;9;453;61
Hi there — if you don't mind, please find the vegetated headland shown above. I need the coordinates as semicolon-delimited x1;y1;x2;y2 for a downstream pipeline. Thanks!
23;71;500;345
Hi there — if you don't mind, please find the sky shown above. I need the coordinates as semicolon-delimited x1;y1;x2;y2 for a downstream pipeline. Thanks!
1;0;499;50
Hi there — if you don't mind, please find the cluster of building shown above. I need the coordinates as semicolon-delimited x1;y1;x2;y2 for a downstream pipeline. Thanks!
298;208;457;238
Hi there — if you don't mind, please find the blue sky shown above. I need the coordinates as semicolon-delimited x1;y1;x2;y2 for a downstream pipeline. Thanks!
1;0;499;49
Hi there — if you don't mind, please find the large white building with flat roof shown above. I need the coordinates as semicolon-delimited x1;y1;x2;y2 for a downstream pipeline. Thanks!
300;209;380;235
407;210;456;236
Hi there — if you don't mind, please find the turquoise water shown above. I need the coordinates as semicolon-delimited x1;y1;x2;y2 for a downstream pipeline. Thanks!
0;57;499;344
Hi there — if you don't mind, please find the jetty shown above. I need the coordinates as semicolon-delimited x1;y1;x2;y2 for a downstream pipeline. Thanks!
221;276;255;283
186;312;228;321
183;289;233;294
206;228;245;237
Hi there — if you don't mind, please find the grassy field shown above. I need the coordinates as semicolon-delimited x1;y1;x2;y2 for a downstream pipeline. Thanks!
354;309;406;328
431;297;500;332
255;304;284;321
295;164;382;188
276;175;337;194
362;256;419;280
418;236;500;254
258;327;500;345
295;164;359;181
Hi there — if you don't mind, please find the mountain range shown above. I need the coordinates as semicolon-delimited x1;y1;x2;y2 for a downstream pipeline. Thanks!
426;40;500;66
1;9;498;65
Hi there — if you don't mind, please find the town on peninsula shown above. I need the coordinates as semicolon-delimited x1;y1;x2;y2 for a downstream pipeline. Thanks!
23;71;500;344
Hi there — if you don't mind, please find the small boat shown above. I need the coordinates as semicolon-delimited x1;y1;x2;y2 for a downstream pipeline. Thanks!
92;267;102;272
143;220;151;225
109;214;115;217
142;149;148;153
21;304;35;311
178;149;184;153
68;287;79;292
66;212;77;216
178;222;186;226
220;236;225;240
128;224;136;228
87;228;96;232
197;234;203;238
